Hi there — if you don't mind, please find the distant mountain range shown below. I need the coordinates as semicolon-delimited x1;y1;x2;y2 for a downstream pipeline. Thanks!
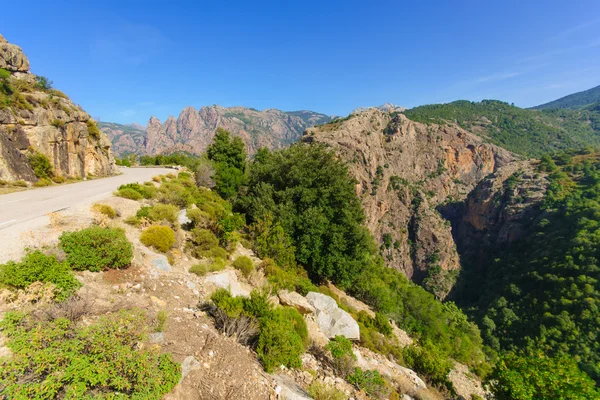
533;84;600;110
99;106;332;157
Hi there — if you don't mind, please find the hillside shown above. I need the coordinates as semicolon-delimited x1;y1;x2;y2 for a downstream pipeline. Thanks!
101;106;332;157
0;34;117;183
404;100;600;157
533;84;600;110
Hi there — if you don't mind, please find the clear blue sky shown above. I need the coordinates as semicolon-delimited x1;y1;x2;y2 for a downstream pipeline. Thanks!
3;0;600;124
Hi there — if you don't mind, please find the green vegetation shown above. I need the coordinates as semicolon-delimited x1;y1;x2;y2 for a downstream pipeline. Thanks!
232;255;254;277
34;75;53;91
139;152;203;170
346;368;387;398
205;289;308;372
404;100;600;156
141;203;179;224
86;120;101;138
488;352;599;400
115;187;144;200
118;182;157;199
0;309;180;399
27;150;53;179
307;381;346;400
59;226;133;271
207;128;246;199
533;84;600;110
140;226;176;253
92;203;117;218
0;251;81;301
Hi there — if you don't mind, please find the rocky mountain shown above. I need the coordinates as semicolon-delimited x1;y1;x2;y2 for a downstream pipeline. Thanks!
102;106;332;157
533;84;600;110
305;109;514;299
0;34;117;182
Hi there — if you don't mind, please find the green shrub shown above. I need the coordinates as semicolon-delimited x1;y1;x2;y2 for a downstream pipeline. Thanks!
403;343;452;387
140;226;176;253
118;182;156;199
51;118;65;128
262;259;317;295
190;228;219;251
27;151;53;179
155;310;168;332
0;251;81;301
33;177;52;187
116;187;143;200
189;259;227;276
256;307;306;372
326;335;355;359
0;309;180;399
157;181;194;207
147;203;179;224
307;381;346;400
12;179;27;187
136;205;152;219
51;175;66;184
346;368;387;398
232;256;254;277
86;120;101;138
92;203;117;218
59;226;133;271
211;288;245;318
125;215;142;226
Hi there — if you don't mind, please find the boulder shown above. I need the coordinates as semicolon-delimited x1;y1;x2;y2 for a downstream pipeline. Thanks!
306;292;360;340
180;356;200;383
273;374;312;400
178;209;191;225
278;290;315;314
204;270;250;297
0;34;30;72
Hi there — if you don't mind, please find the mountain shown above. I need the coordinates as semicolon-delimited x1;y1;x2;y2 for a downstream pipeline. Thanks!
404;99;600;156
101;106;332;157
0;34;117;182
533;84;600;110
304;109;514;299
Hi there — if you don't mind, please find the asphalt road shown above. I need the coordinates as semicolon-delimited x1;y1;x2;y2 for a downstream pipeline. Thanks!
0;167;173;232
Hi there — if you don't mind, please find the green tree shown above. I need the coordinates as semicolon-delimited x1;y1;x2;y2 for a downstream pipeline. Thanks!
239;144;374;287
207;128;246;199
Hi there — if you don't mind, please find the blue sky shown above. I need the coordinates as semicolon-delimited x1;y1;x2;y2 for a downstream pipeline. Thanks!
2;0;600;124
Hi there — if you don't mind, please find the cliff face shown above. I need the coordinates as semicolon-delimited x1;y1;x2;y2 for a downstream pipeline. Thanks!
97;122;145;157
102;106;332;157
306;110;515;298
0;34;118;182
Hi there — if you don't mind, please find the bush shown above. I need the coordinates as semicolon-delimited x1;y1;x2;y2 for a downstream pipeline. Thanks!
118;182;156;199
232;256;254;277
33;177;52;187
59;226;133;271
147;203;179;224
0;251;81;301
256;307;306;372
189;228;219;251
51;175;66;184
0;309;180;399
92;203;117;218
346;368;387;398
140;226;176;253
13;179;27;187
86;120;101;138
307;381;346;400
125;215;142;226
28;151;53;179
403;343;452;388
326;335;355;359
189;259;227;276
262;259;317;295
116;187;143;200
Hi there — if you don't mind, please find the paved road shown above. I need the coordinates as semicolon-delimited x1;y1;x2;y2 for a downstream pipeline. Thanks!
0;167;173;231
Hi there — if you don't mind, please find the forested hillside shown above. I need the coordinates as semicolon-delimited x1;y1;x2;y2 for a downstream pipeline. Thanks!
533;84;600;110
404;100;600;157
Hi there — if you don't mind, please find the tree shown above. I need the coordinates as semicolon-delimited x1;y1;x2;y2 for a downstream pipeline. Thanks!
195;157;216;189
239;144;374;287
207;128;246;198
488;352;599;400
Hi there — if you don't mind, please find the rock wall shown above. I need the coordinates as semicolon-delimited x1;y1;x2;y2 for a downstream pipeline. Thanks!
0;34;118;182
306;109;515;298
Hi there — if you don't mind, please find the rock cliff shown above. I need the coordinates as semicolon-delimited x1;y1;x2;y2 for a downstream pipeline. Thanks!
0;34;118;182
101;106;332;157
306;109;514;298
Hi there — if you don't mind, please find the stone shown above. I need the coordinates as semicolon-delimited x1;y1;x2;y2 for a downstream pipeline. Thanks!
278;290;315;314
305;292;360;340
272;374;312;400
180;356;200;382
204;270;250;297
151;296;167;308
178;209;191;225
148;332;165;344
150;254;172;272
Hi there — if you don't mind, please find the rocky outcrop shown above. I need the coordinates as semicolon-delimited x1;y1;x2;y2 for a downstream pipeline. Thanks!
101;106;332;157
97;122;145;157
278;290;315;314
306;109;515;298
0;34;118;182
306;292;360;340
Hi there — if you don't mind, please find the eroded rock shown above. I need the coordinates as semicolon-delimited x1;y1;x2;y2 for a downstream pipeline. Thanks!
306;292;360;340
278;290;315;314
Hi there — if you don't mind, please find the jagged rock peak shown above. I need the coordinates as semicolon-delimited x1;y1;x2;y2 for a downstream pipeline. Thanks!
0;34;30;73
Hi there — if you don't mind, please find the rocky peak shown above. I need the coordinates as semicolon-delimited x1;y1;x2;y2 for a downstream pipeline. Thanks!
0;34;30;73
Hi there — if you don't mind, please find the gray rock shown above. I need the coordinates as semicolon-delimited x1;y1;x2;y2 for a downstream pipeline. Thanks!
204;270;250;297
273;374;312;400
278;290;315;314
306;292;360;340
150;255;172;272
148;332;165;344
180;356;200;383
178;209;191;225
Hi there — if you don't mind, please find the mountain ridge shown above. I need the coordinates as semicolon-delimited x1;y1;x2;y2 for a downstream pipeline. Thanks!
533;84;600;110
